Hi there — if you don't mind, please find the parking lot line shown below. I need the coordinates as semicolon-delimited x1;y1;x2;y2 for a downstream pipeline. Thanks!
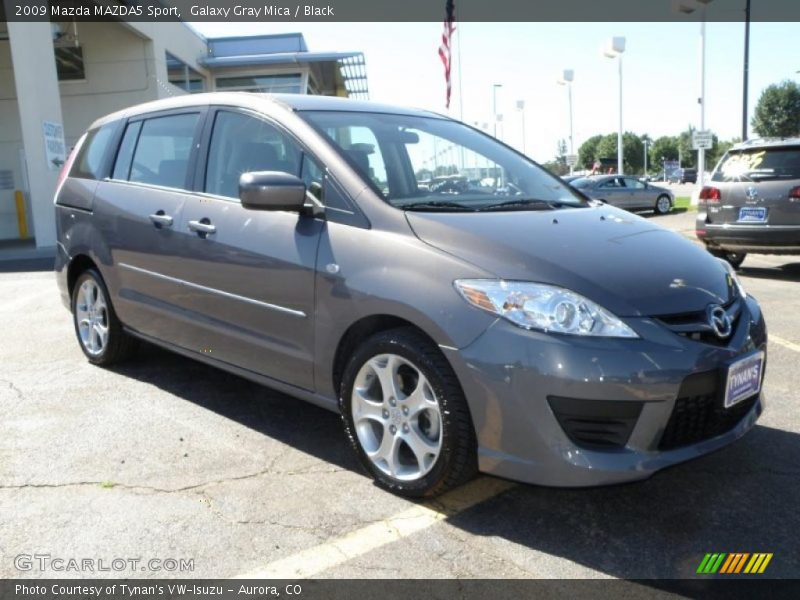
771;335;800;354
235;477;516;579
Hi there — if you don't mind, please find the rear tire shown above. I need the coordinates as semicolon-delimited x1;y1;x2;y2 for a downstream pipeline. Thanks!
71;268;137;365
709;249;746;270
339;327;478;498
654;194;672;215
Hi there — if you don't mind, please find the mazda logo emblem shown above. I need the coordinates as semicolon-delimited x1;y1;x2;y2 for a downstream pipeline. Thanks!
707;304;733;339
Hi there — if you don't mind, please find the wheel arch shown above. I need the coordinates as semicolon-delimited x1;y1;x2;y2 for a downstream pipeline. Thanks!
331;314;443;398
67;254;100;298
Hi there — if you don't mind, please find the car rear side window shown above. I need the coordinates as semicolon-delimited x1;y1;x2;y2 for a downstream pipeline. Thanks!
111;121;142;181
70;123;116;180
713;147;800;182
128;113;199;189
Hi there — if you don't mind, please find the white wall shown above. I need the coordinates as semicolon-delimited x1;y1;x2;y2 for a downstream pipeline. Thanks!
0;21;209;243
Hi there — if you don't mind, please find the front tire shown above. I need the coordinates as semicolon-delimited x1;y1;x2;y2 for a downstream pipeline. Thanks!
340;328;478;498
71;269;137;365
654;194;672;215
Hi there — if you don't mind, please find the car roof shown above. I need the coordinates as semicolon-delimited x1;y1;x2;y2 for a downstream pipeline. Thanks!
731;137;800;151
89;92;447;129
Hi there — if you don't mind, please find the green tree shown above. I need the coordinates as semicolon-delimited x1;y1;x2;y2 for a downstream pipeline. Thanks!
678;125;697;169
595;132;644;173
577;134;603;169
751;80;800;137
649;136;680;173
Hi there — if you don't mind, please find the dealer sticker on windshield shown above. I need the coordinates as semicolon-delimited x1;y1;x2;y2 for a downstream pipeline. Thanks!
724;351;764;409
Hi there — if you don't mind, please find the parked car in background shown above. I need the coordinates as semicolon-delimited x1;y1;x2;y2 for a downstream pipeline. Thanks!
696;137;800;268
54;93;765;498
571;175;674;214
561;174;583;185
680;168;697;184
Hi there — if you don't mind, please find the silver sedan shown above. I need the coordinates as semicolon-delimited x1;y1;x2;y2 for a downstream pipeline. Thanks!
571;175;674;214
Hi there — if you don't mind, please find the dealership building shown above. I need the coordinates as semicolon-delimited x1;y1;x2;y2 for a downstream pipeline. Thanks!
0;19;368;255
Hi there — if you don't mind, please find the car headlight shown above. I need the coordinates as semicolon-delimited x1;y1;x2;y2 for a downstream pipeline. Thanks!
454;280;639;338
719;259;747;299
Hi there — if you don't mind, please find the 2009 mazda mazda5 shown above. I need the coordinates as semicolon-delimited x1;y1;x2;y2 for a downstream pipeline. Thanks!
54;93;767;497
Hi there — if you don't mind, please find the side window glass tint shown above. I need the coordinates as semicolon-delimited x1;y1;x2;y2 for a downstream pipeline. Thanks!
129;113;199;189
112;121;142;181
300;153;325;201
205;111;301;199
71;123;116;180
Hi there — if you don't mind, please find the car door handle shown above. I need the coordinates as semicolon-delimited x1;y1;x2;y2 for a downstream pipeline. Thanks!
149;212;173;228
188;219;216;235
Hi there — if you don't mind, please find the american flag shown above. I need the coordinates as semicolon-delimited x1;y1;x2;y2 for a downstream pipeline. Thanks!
438;0;456;109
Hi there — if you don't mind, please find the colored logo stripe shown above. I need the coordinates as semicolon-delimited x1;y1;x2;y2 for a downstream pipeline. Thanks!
697;553;726;573
697;553;773;574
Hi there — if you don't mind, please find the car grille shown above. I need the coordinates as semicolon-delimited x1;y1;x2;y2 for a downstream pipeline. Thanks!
548;396;643;449
658;370;758;451
656;296;742;346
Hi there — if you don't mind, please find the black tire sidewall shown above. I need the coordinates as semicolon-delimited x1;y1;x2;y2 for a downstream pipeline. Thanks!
339;330;474;497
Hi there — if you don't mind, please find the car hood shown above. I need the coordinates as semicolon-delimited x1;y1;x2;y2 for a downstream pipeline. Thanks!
406;206;733;317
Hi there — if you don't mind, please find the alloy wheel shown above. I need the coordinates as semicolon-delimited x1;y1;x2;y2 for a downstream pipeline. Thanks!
350;353;443;481
75;279;109;356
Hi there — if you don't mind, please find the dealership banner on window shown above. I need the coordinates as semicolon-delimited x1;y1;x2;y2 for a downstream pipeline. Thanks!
3;0;799;22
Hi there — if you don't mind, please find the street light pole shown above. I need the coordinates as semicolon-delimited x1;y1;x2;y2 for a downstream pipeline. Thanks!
557;69;575;174
492;84;502;138
742;0;751;141
698;12;707;190
516;100;527;155
603;37;626;175
618;54;623;175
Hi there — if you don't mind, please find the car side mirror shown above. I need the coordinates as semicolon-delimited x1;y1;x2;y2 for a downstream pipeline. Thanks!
239;171;307;212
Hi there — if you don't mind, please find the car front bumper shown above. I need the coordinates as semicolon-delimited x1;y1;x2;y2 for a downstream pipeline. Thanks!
442;295;767;487
697;217;800;254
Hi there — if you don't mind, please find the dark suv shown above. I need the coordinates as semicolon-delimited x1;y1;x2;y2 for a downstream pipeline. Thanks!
697;138;800;268
679;168;697;184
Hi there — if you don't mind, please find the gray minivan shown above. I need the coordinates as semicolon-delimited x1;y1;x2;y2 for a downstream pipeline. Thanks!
55;93;767;497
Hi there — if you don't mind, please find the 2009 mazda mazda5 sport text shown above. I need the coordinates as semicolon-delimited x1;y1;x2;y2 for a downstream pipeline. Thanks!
54;93;767;497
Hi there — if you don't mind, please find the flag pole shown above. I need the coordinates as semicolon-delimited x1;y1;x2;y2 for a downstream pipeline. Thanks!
456;20;464;122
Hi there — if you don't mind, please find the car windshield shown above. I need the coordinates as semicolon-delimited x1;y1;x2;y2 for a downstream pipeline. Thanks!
712;146;800;182
299;110;587;211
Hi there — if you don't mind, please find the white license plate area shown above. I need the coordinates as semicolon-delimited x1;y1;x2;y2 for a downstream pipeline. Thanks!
738;207;767;222
724;351;764;409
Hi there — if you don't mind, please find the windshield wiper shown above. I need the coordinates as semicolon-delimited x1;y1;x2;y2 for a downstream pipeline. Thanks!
396;201;477;212
477;199;566;211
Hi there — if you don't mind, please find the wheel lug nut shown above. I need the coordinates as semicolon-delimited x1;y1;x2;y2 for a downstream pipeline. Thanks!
382;410;389;419
402;424;409;433
389;425;397;434
402;406;408;415
389;397;396;406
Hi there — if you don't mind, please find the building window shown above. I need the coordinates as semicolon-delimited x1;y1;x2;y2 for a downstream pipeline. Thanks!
165;52;206;93
55;46;85;81
215;74;303;94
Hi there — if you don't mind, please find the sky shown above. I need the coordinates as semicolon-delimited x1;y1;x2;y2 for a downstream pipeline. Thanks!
191;21;800;163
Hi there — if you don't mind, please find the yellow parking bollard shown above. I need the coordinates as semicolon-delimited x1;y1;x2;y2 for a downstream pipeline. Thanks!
15;190;28;239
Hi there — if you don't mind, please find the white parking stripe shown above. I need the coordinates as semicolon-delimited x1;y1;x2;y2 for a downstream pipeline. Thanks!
235;477;516;579
771;335;800;354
